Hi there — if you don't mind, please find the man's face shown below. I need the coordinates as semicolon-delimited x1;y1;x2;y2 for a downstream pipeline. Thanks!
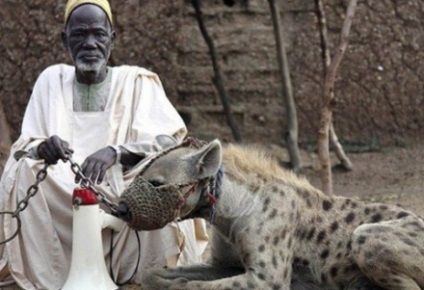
62;4;114;76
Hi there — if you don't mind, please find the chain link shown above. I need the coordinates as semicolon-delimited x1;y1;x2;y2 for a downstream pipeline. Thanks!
0;156;120;244
66;156;119;215
0;163;50;244
14;164;49;216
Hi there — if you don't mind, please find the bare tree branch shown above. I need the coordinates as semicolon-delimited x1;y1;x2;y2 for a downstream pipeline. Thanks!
318;0;358;195
267;0;302;171
315;0;353;172
191;0;242;142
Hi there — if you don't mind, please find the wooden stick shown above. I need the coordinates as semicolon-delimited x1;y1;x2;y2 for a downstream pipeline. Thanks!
315;0;353;172
191;0;242;142
318;0;358;195
267;0;302;171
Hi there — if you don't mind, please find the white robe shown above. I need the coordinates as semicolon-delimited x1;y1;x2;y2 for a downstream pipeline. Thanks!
0;64;208;290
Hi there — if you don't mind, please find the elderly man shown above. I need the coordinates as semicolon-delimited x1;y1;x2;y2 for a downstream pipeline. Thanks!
0;0;208;289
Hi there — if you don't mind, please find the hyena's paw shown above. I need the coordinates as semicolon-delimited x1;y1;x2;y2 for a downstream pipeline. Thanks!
169;277;190;290
141;268;177;290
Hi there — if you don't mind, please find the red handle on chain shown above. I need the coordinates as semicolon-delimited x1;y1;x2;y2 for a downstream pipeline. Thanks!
72;188;98;205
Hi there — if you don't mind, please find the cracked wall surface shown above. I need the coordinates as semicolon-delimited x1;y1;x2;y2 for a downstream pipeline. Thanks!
1;0;423;147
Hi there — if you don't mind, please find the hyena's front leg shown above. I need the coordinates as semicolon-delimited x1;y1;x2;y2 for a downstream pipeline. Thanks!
175;269;331;290
172;264;293;290
141;264;244;290
143;255;293;290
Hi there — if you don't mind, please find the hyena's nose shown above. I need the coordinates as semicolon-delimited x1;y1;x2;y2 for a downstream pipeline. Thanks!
116;202;131;222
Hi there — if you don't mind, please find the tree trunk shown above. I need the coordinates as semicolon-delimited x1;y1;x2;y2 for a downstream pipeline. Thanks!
315;0;353;172
0;100;12;176
267;0;302;171
318;0;358;195
191;0;242;143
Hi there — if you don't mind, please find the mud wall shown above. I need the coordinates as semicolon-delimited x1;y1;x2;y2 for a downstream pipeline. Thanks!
0;0;183;140
176;0;424;147
1;0;423;147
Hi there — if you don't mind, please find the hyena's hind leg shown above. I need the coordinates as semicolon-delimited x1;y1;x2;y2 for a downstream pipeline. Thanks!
351;216;424;290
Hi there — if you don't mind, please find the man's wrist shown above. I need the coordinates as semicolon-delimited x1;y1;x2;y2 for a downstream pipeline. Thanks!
109;145;121;165
29;145;41;159
27;141;46;160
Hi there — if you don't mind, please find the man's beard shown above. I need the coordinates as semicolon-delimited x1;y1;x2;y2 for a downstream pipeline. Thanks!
75;58;107;75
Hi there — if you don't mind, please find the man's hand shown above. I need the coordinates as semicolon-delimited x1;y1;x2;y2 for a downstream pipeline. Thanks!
38;135;74;164
76;146;117;184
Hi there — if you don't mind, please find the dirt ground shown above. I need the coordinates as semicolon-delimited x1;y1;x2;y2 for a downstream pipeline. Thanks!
302;143;424;214
1;144;423;290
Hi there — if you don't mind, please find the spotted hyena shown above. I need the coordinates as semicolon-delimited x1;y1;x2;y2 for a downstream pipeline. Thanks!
132;139;424;290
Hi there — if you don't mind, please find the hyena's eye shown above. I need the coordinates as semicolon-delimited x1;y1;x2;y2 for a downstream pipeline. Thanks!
149;180;164;187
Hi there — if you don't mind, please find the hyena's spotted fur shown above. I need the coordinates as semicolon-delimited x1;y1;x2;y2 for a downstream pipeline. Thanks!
140;140;424;290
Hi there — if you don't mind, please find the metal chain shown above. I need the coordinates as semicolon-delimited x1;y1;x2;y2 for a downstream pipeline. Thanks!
16;163;49;215
0;156;120;244
66;156;119;215
0;163;49;244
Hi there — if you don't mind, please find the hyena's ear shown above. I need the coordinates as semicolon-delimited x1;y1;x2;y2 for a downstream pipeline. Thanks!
187;139;222;179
